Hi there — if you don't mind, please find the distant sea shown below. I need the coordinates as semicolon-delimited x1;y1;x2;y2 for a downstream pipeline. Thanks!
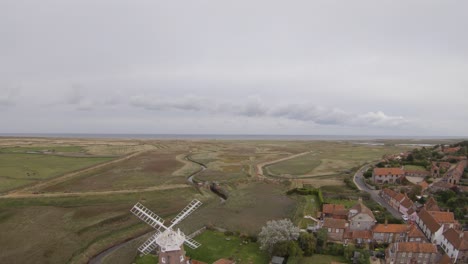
0;133;465;141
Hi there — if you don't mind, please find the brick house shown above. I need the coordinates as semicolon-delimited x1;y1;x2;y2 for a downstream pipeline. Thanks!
323;218;348;241
373;168;405;184
322;204;348;219
385;242;439;264
372;223;409;243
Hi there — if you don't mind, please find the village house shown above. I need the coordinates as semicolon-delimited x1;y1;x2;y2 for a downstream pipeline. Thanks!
373;168;405;184
323;218;348;241
385;242;439;264
380;188;414;216
444;160;467;185
348;201;376;231
417;209;444;244
344;230;373;245
430;181;455;193
322;204;348;219
407;224;427;243
372;223;409;243
429;211;458;231
440;228;468;263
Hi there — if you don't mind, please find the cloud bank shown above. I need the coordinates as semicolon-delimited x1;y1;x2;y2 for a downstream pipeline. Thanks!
130;95;408;128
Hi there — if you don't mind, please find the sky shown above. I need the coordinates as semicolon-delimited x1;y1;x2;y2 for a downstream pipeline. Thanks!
1;0;468;136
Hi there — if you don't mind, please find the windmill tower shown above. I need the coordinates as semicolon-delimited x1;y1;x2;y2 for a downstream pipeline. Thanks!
130;199;202;264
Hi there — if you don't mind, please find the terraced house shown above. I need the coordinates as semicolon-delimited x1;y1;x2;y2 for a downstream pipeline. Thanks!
439;228;468;263
385;242;439;264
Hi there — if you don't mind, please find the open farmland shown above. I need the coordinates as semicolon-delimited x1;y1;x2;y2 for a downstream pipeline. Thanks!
0;137;435;264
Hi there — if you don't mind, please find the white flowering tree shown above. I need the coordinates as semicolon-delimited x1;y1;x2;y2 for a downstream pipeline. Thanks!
258;218;300;253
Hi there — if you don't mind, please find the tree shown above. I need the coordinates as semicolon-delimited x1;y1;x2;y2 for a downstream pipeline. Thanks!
408;185;422;200
258;219;300;254
298;232;316;256
316;228;328;249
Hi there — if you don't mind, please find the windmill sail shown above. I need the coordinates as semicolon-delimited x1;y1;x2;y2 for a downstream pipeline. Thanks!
169;199;202;228
130;202;166;229
138;231;161;254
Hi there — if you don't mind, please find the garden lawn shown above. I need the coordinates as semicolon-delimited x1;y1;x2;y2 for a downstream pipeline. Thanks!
185;230;269;264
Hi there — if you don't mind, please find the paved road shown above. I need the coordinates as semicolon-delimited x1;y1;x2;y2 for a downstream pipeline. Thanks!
354;165;402;220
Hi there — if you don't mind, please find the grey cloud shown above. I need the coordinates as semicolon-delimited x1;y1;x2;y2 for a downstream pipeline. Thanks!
130;95;408;128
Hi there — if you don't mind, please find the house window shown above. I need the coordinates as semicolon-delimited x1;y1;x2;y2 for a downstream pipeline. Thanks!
328;228;331;232
161;257;166;263
336;229;339;233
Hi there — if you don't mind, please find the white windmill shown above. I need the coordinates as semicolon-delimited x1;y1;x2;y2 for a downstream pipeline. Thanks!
130;199;202;264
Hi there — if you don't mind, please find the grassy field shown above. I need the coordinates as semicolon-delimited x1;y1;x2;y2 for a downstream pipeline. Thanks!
0;153;113;193
266;153;322;176
185;230;269;263
40;151;188;192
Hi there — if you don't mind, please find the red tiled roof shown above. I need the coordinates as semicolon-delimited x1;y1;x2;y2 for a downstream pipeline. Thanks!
407;224;425;238
382;188;398;198
429;211;455;223
418;209;441;233
424;197;440;212
348;230;373;240
323;218;347;229
400;197;414;208
374;167;405;176
373;224;408;233
394;242;437;253
323;204;345;214
394;193;406;202
443;228;468;250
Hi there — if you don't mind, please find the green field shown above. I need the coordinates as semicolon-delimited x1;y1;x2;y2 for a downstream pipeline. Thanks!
185;230;269;263
266;153;322;176
0;153;113;193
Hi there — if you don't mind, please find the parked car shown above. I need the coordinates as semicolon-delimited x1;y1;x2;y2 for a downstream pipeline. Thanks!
402;215;409;221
